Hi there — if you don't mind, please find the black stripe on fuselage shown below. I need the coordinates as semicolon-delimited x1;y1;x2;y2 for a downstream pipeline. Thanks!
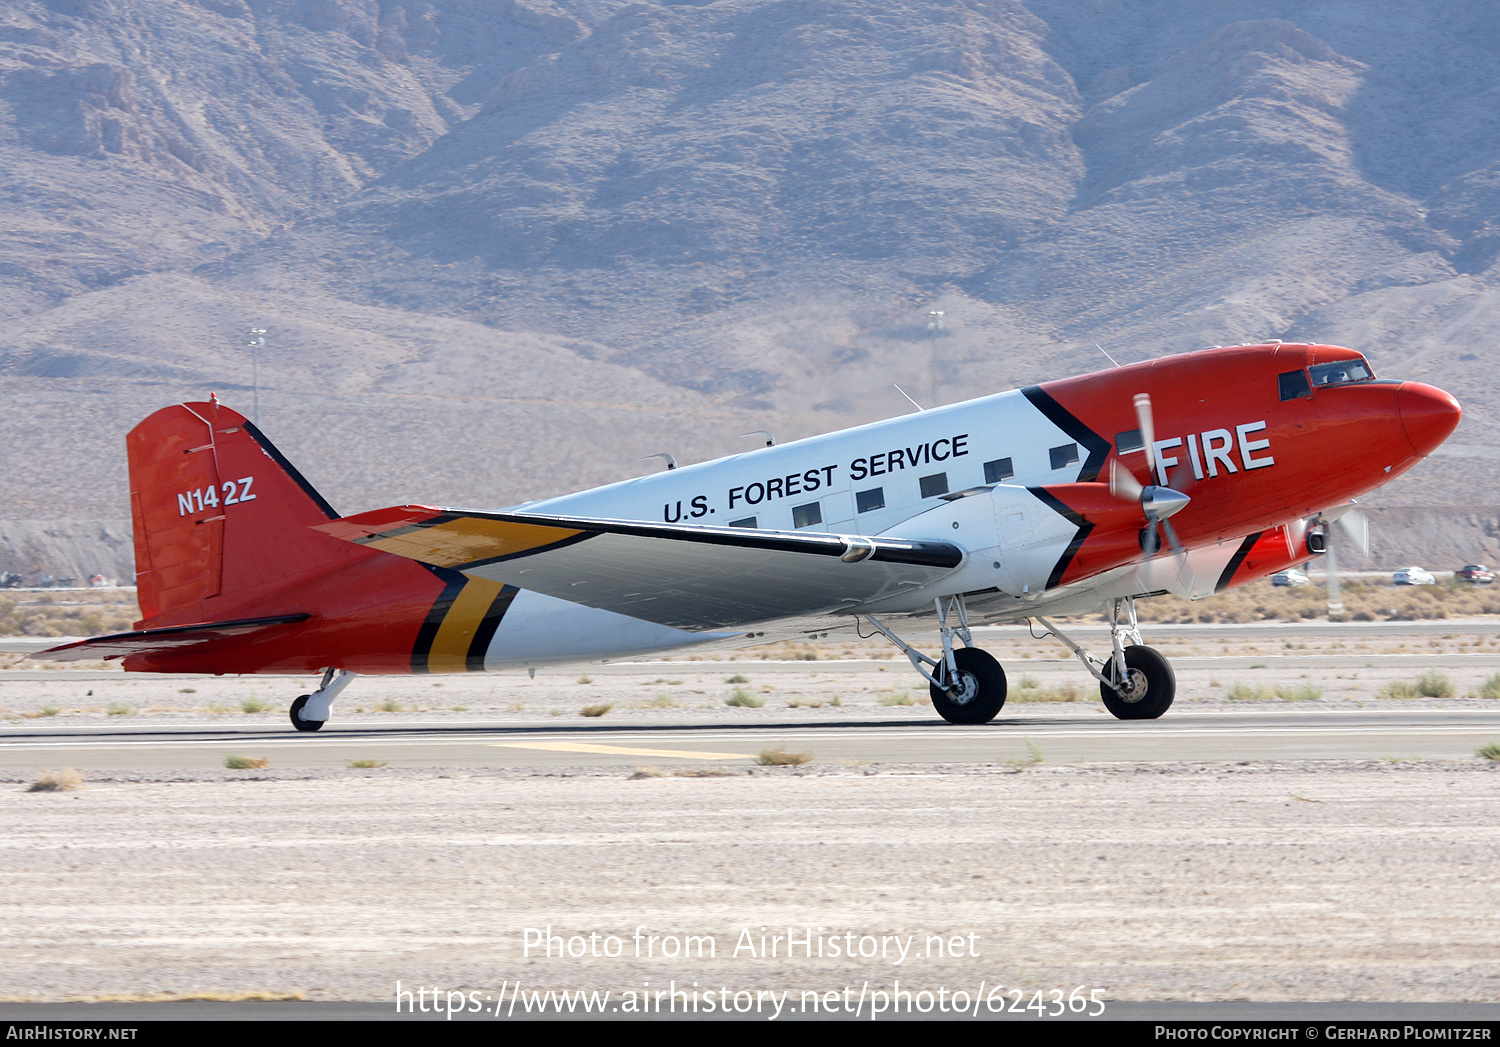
1021;385;1112;484
1215;532;1264;594
411;564;468;673
467;584;520;671
1028;487;1095;590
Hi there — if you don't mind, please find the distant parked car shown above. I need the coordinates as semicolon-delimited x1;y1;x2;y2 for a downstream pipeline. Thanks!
1457;565;1495;584
1393;566;1436;586
1271;569;1310;587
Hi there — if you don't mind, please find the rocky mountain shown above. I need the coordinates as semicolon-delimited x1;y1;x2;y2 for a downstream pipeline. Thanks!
2;0;1498;580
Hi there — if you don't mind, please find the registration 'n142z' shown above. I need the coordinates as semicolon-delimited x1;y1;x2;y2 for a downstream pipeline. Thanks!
178;478;256;516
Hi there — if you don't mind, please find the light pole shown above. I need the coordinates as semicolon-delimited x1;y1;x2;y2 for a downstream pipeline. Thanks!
245;328;265;425
925;310;944;407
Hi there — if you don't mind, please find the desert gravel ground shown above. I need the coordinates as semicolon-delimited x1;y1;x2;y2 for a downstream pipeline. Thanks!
4;759;1499;1004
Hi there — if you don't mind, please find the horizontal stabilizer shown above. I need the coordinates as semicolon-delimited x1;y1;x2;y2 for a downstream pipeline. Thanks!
318;507;964;630
38;614;312;662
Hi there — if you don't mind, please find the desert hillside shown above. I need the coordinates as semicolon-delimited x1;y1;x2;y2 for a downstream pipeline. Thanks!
1;0;1497;580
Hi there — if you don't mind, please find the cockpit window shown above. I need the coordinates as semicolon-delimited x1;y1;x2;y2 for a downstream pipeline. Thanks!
1308;358;1375;387
1278;370;1311;401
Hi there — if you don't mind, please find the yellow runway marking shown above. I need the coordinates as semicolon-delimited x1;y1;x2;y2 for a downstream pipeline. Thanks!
493;742;753;760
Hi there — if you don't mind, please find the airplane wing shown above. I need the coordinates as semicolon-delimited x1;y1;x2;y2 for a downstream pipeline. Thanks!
318;506;964;630
38;614;312;661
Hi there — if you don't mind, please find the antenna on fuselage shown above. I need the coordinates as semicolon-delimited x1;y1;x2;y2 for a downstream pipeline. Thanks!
741;430;775;447
641;453;677;471
1095;343;1122;368
894;384;926;412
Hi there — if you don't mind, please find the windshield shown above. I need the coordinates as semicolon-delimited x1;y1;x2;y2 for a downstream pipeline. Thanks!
1308;358;1375;387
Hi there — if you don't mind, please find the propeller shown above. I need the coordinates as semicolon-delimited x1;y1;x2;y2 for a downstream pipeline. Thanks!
1111;393;1191;557
1315;502;1370;615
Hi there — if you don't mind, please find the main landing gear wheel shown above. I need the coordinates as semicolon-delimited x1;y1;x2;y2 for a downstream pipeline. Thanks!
1100;645;1175;720
289;694;325;733
930;647;1007;725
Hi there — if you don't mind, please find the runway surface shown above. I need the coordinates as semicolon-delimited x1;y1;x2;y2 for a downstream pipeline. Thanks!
6;706;1499;772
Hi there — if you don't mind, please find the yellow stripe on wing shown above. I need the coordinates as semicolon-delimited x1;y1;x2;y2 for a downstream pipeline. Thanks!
362;516;585;569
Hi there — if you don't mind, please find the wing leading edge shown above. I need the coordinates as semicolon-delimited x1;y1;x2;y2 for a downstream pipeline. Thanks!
318;507;964;630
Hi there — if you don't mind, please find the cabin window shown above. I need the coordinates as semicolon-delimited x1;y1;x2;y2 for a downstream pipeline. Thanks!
856;487;885;513
1115;429;1144;454
1308;358;1375;387
791;502;822;528
1278;369;1312;401
1049;443;1079;470
983;458;1013;483
919;473;949;498
729;516;757;528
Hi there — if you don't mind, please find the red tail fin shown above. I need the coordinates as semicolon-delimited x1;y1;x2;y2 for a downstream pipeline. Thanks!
129;401;343;625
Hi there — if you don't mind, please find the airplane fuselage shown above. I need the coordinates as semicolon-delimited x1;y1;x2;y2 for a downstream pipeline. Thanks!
100;343;1459;678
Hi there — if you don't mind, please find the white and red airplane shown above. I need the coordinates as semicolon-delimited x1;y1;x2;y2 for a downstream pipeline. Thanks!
44;343;1460;730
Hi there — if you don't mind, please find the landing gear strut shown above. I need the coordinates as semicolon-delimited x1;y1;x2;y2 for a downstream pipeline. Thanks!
1036;597;1176;720
290;668;356;732
867;596;1007;724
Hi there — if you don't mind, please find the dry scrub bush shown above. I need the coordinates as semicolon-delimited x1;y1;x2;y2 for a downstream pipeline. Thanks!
757;748;812;766
1228;682;1321;701
1473;674;1500;699
1382;673;1453;700
1415;672;1455;698
0;595;138;638
1009;677;1083;703
224;755;268;769
28;767;83;792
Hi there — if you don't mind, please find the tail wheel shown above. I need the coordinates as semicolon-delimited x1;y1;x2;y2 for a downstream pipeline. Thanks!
930;647;1007;725
289;694;325;733
1100;645;1175;720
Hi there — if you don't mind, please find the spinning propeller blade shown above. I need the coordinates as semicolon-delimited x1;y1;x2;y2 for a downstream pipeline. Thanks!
1160;516;1186;558
1124;392;1191;560
1316;503;1369;616
1337;509;1371;557
1134;393;1158;485
1109;458;1143;501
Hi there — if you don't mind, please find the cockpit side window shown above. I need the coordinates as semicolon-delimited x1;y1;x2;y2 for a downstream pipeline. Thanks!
1308;358;1375;387
1278;370;1311;401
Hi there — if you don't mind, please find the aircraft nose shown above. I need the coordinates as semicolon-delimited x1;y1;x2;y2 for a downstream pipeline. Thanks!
1398;381;1462;457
